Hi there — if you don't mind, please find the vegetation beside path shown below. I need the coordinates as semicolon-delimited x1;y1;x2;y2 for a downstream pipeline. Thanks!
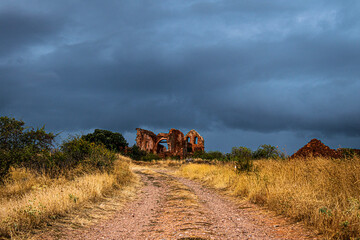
0;117;135;238
179;157;360;239
0;155;134;238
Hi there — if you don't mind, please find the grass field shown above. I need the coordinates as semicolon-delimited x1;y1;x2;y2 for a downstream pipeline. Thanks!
178;157;360;239
0;155;134;238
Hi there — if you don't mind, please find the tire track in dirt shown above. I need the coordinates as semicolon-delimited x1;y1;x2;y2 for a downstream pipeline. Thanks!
40;166;318;239
168;171;317;239
41;169;167;240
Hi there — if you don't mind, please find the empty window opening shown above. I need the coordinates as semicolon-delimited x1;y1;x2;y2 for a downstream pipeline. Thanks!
194;137;198;144
187;137;190;143
159;139;169;151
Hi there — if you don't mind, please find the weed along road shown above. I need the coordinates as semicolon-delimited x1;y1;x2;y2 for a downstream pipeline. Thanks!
41;165;317;240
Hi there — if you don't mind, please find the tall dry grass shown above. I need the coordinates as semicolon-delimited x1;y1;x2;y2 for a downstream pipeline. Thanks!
0;158;133;238
179;157;360;239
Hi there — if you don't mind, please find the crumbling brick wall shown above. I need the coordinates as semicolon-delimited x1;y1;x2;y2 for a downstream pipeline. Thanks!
135;128;158;153
185;129;205;153
290;138;342;159
135;128;204;159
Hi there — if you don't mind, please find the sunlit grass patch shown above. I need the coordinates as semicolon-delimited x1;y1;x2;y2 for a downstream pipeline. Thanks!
0;159;133;238
178;156;360;239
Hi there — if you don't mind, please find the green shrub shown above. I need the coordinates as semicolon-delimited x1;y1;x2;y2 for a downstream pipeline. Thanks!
167;155;181;160
0;116;55;181
192;150;225;160
0;150;11;181
126;144;147;160
228;146;252;160
339;148;360;159
192;150;206;159
233;156;254;172
252;144;285;159
82;129;128;152
60;137;116;172
0;117;121;181
142;153;161;161
225;146;254;172
206;151;225;160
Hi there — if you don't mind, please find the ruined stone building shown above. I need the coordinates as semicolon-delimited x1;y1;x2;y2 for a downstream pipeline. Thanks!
136;128;204;158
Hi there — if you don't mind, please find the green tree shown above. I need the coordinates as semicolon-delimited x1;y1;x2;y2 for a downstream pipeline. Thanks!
205;151;225;160
60;137;116;172
0;116;55;181
82;129;128;152
126;144;147;160
229;146;253;160
227;146;254;172
252;144;284;159
192;150;206;159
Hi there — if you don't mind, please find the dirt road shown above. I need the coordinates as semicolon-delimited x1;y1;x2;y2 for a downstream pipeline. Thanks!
44;166;317;240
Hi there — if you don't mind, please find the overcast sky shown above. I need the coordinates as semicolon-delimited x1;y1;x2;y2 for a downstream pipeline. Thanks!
1;0;360;154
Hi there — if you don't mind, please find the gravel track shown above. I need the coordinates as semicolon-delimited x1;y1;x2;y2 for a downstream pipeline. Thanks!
42;166;318;240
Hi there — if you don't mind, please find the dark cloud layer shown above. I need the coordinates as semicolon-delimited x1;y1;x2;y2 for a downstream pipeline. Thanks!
1;0;360;153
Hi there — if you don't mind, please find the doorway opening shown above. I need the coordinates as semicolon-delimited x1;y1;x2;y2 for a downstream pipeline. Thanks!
157;138;169;153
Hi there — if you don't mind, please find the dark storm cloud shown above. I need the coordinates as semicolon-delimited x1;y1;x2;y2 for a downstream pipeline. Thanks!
0;7;63;57
1;0;360;151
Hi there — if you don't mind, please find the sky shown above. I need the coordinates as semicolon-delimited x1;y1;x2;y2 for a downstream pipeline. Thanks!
1;0;360;154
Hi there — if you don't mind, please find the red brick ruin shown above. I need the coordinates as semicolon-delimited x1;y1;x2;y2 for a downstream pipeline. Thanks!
290;138;360;159
290;138;341;159
136;128;205;159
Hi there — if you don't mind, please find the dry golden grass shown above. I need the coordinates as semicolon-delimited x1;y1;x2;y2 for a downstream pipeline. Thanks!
0;158;133;239
0;167;53;200
178;157;360;239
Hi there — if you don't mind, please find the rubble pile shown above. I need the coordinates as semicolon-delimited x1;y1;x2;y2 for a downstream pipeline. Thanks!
290;139;342;159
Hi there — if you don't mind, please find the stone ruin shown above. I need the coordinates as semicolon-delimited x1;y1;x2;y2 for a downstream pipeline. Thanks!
290;138;360;158
290;139;341;159
291;138;360;159
136;128;205;159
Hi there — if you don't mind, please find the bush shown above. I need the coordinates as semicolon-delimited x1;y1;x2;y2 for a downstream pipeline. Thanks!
226;147;254;172
252;144;285;159
192;150;206;159
339;148;360;158
206;151;225;160
126;144;147;160
82;129;128;152
0;151;11;181
0;116;55;181
125;145;164;161
60;137;116;173
228;146;252;159
192;150;225;160
0;117;122;183
142;153;161;161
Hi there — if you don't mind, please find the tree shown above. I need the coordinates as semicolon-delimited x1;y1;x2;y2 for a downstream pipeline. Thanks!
60;137;116;172
193;151;225;160
126;144;147;160
229;146;253;160
0;116;55;152
0;116;55;181
82;129;128;152
227;146;254;172
252;144;284;159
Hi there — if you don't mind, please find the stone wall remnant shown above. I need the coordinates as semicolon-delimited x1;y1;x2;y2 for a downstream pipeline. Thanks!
135;128;204;159
290;138;341;159
185;129;205;153
135;128;157;153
